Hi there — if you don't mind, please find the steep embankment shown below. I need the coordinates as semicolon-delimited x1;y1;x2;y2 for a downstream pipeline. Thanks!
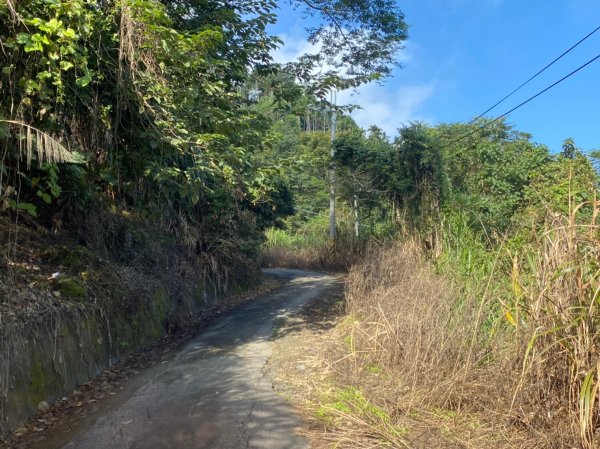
0;214;260;438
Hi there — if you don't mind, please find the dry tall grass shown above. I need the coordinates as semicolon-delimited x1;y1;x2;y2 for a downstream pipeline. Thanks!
333;202;600;448
346;242;468;401
514;203;600;448
260;240;361;272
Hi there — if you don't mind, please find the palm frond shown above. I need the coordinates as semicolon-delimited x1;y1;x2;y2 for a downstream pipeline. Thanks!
0;120;76;168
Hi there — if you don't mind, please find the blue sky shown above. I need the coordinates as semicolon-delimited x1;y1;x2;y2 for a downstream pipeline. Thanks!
269;0;600;152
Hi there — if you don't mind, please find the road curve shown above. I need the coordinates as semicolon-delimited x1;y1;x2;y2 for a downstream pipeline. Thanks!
50;269;340;449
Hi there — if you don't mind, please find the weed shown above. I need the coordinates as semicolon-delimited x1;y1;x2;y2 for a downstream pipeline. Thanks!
365;363;381;374
315;385;409;446
430;407;457;421
259;211;369;272
57;277;86;300
328;199;600;448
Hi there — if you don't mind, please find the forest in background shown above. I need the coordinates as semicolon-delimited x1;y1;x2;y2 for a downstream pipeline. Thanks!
263;112;600;448
0;0;406;281
2;0;600;447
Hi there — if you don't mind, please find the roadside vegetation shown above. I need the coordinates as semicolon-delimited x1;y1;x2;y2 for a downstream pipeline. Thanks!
266;121;600;448
0;0;407;438
1;0;600;447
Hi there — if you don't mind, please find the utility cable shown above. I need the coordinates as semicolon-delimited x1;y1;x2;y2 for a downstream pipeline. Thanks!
469;25;600;123
441;51;600;149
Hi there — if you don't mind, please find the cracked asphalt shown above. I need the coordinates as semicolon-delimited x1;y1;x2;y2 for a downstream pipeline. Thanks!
46;269;340;449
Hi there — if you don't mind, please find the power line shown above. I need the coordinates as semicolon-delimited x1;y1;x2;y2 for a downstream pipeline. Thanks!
469;24;600;123
442;51;600;150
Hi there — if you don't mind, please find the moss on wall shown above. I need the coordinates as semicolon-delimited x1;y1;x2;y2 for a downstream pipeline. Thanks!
0;254;260;437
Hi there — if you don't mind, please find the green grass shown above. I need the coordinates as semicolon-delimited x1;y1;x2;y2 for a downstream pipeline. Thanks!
435;210;513;344
316;386;408;438
264;213;330;251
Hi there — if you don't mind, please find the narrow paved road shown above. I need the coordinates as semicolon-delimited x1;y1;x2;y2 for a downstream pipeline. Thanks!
42;269;339;449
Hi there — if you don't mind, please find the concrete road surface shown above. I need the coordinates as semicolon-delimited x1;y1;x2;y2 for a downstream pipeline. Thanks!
42;269;339;449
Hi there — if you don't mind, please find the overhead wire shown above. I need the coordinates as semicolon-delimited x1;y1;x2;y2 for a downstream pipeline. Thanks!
469;24;600;123
440;51;600;150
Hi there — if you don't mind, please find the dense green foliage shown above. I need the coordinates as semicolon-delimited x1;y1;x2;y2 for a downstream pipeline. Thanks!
0;0;283;255
0;0;408;277
263;108;598;278
328;119;597;244
2;1;600;445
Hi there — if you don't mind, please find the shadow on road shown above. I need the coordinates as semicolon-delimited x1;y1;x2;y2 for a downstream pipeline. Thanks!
21;269;343;449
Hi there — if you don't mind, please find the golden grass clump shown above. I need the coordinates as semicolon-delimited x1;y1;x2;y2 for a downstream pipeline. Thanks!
346;242;464;392
334;202;600;448
514;202;600;448
318;240;510;448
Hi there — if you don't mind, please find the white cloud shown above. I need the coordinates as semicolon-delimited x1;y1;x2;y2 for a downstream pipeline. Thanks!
395;41;415;65
271;33;320;64
271;35;434;137
338;82;436;137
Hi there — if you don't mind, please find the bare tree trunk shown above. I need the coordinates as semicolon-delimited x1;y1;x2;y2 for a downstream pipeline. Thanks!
353;194;359;239
329;107;337;240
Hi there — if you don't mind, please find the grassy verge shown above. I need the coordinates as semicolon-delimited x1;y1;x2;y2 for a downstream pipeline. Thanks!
271;202;600;448
259;210;389;272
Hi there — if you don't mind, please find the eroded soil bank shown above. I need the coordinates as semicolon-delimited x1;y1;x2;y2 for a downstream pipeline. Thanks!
0;215;260;440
